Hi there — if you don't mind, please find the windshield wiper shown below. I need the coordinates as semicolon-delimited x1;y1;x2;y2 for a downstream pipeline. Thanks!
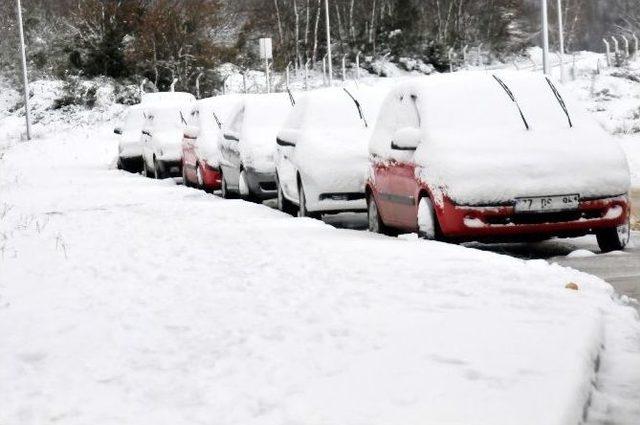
179;111;187;126
287;88;296;106
545;76;573;128
343;88;368;128
212;111;222;129
492;75;530;131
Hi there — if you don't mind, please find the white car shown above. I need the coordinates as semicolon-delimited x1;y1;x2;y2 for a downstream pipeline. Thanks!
218;93;293;201
275;87;387;217
114;104;145;173
141;103;193;179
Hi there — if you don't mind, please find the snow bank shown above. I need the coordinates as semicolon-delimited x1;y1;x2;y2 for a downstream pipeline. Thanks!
0;125;639;425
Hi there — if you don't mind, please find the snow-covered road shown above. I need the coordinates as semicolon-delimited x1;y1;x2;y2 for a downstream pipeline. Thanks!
1;126;640;425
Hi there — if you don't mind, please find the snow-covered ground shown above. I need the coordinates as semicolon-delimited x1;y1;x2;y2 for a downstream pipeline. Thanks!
1;123;640;424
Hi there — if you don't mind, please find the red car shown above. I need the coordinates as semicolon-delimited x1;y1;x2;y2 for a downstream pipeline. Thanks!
182;95;241;191
366;73;631;252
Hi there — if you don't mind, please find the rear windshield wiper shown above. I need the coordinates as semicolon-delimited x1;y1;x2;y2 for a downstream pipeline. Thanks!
545;76;573;128
492;75;530;131
179;111;187;126
212;111;222;129
287;88;296;106
343;88;368;128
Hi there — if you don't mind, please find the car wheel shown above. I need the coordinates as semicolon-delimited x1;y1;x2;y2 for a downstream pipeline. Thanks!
277;175;297;216
153;159;163;180
142;159;149;178
196;164;205;189
298;182;320;219
239;169;250;199
367;192;396;236
182;163;191;187
417;197;438;240
596;218;630;253
220;170;236;199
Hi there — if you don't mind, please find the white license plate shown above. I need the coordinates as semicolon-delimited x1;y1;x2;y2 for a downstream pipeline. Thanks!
515;194;580;213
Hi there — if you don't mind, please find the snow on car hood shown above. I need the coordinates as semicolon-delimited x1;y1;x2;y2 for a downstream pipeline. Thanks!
240;128;278;173
417;125;630;205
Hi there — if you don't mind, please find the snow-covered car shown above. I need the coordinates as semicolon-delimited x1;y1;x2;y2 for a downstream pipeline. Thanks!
141;91;196;105
366;72;632;252
141;103;193;179
114;104;145;173
182;95;242;191
218;93;293;200
275;87;387;217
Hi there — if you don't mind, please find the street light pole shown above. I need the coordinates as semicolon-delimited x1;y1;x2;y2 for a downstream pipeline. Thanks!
541;0;550;75
16;0;31;140
324;0;333;86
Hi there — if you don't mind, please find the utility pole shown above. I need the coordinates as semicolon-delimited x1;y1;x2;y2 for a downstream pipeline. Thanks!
16;0;31;140
541;0;550;75
325;0;333;86
556;0;565;81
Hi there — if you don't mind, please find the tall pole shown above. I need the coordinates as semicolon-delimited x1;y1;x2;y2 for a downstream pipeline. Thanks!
324;0;333;86
542;0;550;75
16;0;31;140
557;0;565;81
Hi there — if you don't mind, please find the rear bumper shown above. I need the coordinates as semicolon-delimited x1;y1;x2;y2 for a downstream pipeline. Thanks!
202;163;222;190
246;168;277;200
439;195;630;242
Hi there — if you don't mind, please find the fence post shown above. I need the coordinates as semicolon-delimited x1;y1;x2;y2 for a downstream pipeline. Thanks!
476;43;484;67
622;35;630;58
448;47;455;73
286;62;292;89
571;53;577;80
356;51;361;81
611;36;620;55
634;34;639;59
170;78;178;92
462;45;469;67
603;39;611;67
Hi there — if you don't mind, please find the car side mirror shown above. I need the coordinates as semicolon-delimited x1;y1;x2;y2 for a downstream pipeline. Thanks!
277;129;299;147
114;127;123;135
391;127;421;151
184;125;200;140
224;131;240;142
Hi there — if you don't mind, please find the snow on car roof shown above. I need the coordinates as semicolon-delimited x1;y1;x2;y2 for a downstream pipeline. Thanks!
196;94;243;131
141;91;196;105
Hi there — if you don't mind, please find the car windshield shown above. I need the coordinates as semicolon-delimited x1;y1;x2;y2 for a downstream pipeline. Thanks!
151;108;183;130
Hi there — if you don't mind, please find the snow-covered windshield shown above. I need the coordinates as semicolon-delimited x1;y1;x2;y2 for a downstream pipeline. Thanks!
150;108;185;130
124;108;145;130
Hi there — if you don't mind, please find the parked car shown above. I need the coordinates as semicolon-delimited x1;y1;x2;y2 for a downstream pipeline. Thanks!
141;103;193;179
141;91;196;105
366;72;631;252
275;87;387;217
182;95;242;191
114;104;145;173
218;93;292;201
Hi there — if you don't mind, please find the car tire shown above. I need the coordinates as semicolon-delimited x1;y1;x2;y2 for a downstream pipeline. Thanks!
298;182;320;219
239;169;250;199
276;175;297;216
596;218;630;253
182;162;191;187
220;169;236;199
196;164;205;190
142;159;149;178
417;197;439;240
153;159;163;180
368;192;385;234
